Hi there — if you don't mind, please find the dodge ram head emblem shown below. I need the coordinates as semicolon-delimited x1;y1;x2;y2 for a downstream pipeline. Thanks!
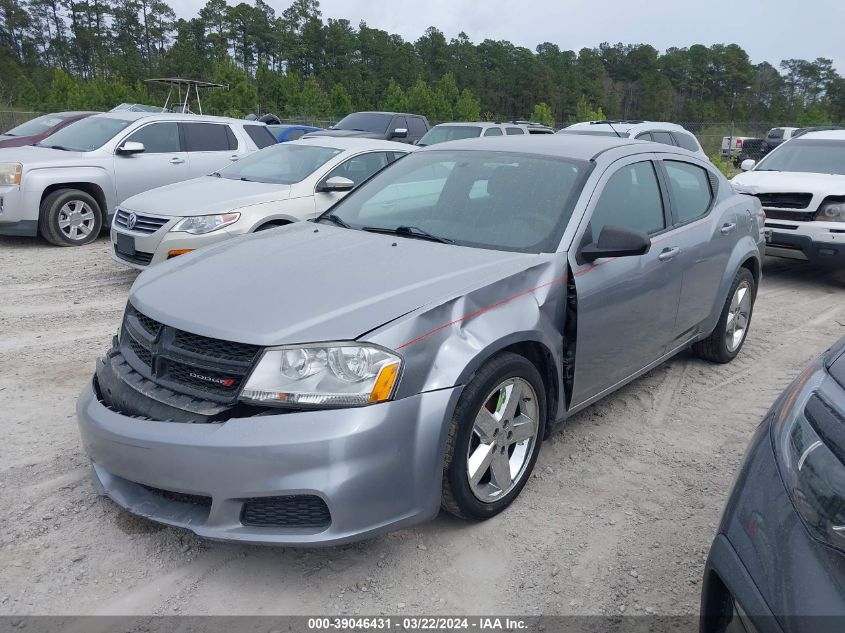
126;212;137;230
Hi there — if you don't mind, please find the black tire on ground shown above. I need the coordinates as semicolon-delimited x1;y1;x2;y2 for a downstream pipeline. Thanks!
39;188;103;246
693;267;755;364
441;352;547;520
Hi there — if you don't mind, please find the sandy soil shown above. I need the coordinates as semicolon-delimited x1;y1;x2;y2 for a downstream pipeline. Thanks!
1;234;843;617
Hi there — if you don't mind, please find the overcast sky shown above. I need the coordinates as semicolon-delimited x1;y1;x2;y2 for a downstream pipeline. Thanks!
173;0;845;72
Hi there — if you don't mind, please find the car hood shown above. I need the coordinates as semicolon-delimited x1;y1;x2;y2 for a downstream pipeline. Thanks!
120;176;292;216
130;222;540;346
0;144;93;166
732;170;845;196
306;129;382;139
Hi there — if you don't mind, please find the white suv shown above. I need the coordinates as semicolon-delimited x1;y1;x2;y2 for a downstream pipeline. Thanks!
732;130;845;267
418;121;553;146
559;120;706;158
0;112;276;245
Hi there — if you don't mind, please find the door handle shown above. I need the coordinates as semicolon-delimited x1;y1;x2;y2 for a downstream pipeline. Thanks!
169;157;185;164
720;222;737;235
229;154;239;161
658;246;680;261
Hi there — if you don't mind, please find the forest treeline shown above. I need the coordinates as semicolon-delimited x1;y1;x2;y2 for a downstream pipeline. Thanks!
1;0;844;125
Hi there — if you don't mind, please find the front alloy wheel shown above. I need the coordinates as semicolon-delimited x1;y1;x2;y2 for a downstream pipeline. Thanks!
442;352;546;519
467;377;539;503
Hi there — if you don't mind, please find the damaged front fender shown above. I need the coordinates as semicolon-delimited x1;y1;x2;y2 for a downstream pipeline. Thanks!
368;253;570;423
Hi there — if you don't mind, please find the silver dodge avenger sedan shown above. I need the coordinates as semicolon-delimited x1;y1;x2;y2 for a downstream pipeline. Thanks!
77;134;765;545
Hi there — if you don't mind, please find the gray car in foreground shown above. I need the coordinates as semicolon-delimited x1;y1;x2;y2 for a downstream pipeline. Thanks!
77;135;765;545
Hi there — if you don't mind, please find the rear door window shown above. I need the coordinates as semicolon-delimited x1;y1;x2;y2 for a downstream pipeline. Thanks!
484;127;503;137
244;124;276;148
635;132;653;142
506;127;524;135
663;160;714;224
182;123;232;152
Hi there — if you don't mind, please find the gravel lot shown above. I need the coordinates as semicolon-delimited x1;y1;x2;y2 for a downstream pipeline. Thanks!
1;234;844;617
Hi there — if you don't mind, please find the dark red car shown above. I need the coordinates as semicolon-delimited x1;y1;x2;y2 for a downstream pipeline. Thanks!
0;111;97;148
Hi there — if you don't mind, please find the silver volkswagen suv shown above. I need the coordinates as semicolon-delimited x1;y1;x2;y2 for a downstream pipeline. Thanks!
0;112;276;245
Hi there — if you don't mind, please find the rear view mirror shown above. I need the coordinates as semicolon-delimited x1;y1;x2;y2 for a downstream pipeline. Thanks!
741;159;756;171
317;176;355;193
117;141;145;155
391;128;408;139
580;225;651;262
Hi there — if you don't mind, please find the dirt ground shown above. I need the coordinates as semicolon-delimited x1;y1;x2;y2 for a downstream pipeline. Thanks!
1;234;843;617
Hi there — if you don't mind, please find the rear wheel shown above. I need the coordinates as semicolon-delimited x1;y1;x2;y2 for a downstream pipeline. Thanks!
39;188;102;246
694;267;755;363
441;352;546;520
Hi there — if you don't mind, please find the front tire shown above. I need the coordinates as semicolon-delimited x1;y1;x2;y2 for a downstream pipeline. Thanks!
694;267;755;363
441;352;547;520
39;188;102;246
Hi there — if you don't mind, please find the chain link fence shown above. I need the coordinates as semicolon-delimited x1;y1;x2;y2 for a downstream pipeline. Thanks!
0;110;42;132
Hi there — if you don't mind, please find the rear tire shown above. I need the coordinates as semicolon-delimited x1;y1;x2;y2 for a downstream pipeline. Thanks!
39;188;102;246
694;267;755;363
441;352;546;520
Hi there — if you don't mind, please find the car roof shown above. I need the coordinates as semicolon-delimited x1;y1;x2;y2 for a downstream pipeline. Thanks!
89;111;256;124
564;120;690;134
417;133;659;161
291;137;416;151
796;130;845;141
430;122;499;127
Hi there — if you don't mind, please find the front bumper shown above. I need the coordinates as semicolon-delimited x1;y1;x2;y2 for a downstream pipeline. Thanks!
0;186;38;236
110;221;240;269
77;381;460;545
765;220;845;266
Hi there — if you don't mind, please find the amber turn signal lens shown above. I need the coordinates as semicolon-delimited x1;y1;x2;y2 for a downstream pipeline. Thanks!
167;249;194;258
368;362;400;403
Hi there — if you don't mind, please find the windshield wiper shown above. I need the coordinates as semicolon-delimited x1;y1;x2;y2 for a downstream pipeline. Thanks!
362;225;453;244
210;171;221;177
42;144;71;151
316;213;351;228
239;176;254;182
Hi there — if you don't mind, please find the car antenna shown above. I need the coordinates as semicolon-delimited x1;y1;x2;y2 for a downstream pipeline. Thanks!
603;120;623;138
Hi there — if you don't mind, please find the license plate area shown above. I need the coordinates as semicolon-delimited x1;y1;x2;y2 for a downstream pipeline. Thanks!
116;232;136;256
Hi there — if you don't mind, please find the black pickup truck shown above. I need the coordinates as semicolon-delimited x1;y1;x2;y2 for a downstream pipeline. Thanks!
304;111;430;144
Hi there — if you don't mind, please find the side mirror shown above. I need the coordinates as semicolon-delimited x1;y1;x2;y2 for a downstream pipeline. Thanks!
317;176;355;193
117;141;145;155
391;128;408;139
580;225;651;263
741;159;756;171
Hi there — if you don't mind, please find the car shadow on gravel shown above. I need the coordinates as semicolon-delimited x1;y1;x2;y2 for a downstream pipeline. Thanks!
761;256;845;289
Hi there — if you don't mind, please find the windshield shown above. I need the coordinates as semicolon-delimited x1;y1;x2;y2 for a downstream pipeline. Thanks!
36;116;133;151
5;114;70;137
418;126;482;146
334;113;392;134
218;142;342;184
323;150;590;253
755;139;845;175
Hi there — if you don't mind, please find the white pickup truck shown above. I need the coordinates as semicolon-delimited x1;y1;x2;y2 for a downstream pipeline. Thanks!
720;135;757;159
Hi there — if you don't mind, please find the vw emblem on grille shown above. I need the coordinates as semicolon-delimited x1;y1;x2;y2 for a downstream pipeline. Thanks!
126;212;138;230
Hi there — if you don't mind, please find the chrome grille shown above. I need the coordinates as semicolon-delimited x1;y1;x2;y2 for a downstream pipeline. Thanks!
114;209;170;234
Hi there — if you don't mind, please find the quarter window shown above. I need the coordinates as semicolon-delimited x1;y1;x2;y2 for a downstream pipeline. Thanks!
407;117;428;138
182;123;232;152
673;132;700;152
664;161;714;224
589;161;665;242
484;127;503;137
506;127;524;135
125;122;180;153
635;132;653;142
651;131;675;146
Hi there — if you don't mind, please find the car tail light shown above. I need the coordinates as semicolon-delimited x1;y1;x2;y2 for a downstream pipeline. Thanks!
736;139;744;147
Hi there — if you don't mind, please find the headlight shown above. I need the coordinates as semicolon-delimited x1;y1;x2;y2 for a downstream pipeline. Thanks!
772;360;845;551
816;198;845;223
240;342;402;407
172;212;240;234
0;163;22;186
